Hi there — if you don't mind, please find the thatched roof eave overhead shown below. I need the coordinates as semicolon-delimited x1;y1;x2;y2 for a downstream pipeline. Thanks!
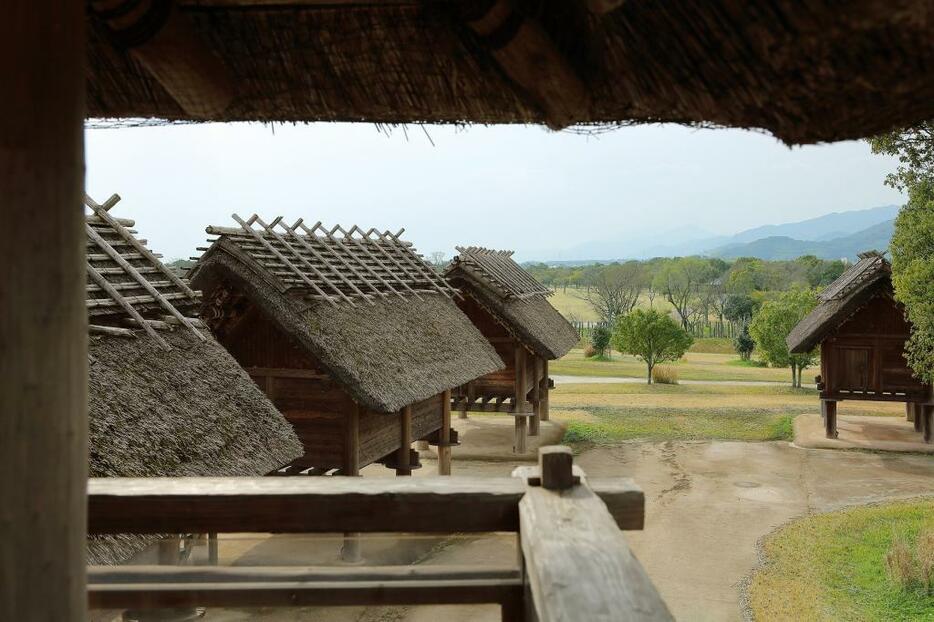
86;0;934;144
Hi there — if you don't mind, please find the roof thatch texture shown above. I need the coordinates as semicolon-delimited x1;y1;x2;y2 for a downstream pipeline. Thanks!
84;195;302;565
86;1;934;144
190;220;504;413
786;252;893;354
446;248;579;359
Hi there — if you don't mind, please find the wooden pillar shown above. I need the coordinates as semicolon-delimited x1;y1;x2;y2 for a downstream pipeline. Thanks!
540;359;550;422
529;357;542;437
822;400;838;439
438;389;453;476
460;381;473;419
0;3;87;620
341;404;362;563
514;346;529;454
923;405;933;444
912;403;923;433
906;402;915;422
396;406;413;476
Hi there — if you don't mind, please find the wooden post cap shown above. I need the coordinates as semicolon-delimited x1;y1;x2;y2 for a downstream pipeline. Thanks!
539;446;577;490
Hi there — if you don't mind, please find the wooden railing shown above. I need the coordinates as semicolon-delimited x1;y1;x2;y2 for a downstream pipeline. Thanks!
87;446;672;621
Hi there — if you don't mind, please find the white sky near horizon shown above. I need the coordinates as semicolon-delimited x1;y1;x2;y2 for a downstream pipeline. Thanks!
85;122;906;263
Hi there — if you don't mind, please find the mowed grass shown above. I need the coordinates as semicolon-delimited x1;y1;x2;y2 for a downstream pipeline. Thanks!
550;383;902;444
748;498;934;621
548;289;674;322
552;349;799;383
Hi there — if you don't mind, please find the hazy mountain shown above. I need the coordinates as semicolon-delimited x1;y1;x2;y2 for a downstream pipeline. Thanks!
544;204;900;262
709;219;894;261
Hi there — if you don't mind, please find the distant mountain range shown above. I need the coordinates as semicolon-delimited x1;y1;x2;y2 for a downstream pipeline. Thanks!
544;205;899;263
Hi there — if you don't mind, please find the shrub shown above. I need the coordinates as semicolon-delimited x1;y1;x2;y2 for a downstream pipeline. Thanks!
583;345;597;358
651;366;679;385
613;309;693;384
590;325;611;357
885;528;934;595
733;324;755;361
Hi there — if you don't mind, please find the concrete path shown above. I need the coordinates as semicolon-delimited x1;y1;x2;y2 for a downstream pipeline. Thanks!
794;413;933;454
552;374;816;388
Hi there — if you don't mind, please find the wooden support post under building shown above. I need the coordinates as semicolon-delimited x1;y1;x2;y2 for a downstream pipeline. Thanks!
397;406;413;476
0;3;87;620
514;346;529;454
438;389;453;476
912;403;923;433
923;405;933;444
529;357;542;437
907;402;915;423
540;360;550;422
341;405;362;563
822;400;838;439
460;381;473;419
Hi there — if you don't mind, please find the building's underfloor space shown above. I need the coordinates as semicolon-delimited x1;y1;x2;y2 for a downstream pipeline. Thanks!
794;414;934;454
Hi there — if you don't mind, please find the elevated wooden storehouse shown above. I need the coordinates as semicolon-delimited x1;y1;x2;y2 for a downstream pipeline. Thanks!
85;194;302;566
189;217;504;477
445;247;579;452
787;251;933;442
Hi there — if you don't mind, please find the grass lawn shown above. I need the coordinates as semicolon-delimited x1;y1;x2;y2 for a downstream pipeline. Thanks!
550;383;903;444
747;498;934;621
548;289;674;322
552;349;801;383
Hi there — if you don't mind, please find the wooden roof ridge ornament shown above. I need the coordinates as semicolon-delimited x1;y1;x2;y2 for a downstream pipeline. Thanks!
203;216;459;303
85;193;205;351
90;0;234;118
461;0;591;130
454;245;551;299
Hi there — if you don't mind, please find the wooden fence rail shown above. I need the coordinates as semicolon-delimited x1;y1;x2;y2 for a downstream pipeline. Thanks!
87;446;671;621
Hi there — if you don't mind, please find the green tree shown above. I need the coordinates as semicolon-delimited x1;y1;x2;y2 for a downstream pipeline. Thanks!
653;257;716;331
612;309;693;384
889;179;934;384
748;289;818;387
733;325;755;361
590;325;611;358
868;122;934;191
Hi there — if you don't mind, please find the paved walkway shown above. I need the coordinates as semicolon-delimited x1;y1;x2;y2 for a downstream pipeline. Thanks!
794;413;933;454
552;374;816;388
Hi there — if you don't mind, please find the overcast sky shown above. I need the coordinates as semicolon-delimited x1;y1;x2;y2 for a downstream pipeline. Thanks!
85;122;905;263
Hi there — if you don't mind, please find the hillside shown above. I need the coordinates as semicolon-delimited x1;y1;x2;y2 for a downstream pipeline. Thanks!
709;219;894;260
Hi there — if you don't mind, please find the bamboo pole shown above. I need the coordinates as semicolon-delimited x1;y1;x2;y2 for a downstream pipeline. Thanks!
0;2;87;618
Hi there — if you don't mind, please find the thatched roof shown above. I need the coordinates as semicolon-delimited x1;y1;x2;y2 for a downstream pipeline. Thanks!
786;252;894;354
189;218;505;413
446;247;579;359
86;1;934;144
85;195;302;564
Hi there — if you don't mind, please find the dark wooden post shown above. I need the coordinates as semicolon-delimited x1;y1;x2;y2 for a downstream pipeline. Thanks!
529;357;542;437
906;402;915;422
341;405;362;562
438;389;453;475
514;346;529;453
540;360;550;422
822;400;838;439
397;406;413;476
460;381;473;419
923;405;933;444
0;3;87;620
912;403;923;433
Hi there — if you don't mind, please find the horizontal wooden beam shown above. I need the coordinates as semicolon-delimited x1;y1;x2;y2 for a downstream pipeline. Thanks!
87;475;644;534
88;565;522;610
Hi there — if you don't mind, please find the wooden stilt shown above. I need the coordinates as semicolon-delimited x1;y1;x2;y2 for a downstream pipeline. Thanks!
907;402;915;422
514;346;529;454
923;405;933;444
913;403;923;432
0;3;87;619
438;389;452;476
540;360;550;422
529;357;542;437
396;406;413;476
341;405;362;563
822;400;838;439
460;381;473;419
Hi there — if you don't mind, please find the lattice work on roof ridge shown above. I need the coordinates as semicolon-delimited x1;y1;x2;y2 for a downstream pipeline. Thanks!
453;246;551;300
203;214;458;305
85;193;205;351
819;252;889;303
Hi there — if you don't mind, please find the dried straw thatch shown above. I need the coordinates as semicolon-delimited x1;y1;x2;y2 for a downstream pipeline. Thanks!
787;253;893;354
190;233;505;413
446;248;579;359
86;1;934;144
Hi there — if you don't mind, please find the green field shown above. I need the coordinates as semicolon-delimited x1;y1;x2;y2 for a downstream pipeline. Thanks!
550;382;902;444
548;289;674;323
552;349;802;383
748;499;934;621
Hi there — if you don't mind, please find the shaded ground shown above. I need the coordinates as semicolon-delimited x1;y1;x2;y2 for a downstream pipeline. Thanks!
795;414;934;454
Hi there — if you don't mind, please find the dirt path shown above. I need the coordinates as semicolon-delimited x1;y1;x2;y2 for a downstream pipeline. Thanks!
201;442;932;622
552;374;816;388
